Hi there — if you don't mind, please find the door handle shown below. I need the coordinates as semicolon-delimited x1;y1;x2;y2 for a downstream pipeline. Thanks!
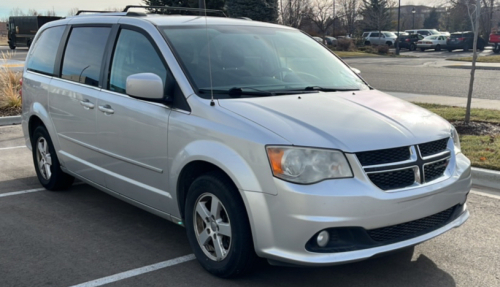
79;99;95;110
98;105;114;115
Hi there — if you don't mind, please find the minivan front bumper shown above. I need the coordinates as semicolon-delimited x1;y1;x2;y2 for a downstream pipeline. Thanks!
243;153;471;266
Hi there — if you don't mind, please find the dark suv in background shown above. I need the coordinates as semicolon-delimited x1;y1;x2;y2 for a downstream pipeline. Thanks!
398;34;423;51
446;31;486;52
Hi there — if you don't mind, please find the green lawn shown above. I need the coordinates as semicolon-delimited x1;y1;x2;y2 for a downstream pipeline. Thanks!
415;103;500;170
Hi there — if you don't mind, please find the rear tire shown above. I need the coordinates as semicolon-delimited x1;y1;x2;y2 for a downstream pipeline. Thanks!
31;126;74;191
494;45;500;54
364;41;371;46
410;44;416;51
463;44;469;52
435;44;441;51
420;48;425;51
185;171;257;278
9;43;16;50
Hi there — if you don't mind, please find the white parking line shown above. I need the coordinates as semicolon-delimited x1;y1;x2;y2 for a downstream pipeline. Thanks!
69;254;196;287
0;145;26;150
0;187;46;198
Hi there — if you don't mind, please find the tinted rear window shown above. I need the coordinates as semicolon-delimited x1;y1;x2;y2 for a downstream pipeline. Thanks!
61;27;111;87
450;34;462;38
26;26;65;75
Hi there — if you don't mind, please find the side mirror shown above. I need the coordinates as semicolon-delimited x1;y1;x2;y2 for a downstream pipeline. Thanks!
126;73;164;100
351;68;361;75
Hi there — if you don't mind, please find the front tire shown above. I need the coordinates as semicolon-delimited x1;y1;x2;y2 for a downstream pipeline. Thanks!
31;126;74;191
185;171;256;278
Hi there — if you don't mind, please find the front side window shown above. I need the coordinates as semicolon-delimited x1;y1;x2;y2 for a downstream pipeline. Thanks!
26;26;65;75
109;29;168;94
61;27;111;87
162;25;368;99
370;32;379;37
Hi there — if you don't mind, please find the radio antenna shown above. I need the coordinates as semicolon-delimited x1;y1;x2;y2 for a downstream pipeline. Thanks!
202;0;215;106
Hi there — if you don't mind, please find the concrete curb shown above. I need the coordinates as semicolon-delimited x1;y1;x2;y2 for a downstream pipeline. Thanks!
472;167;500;191
0;116;21;126
443;65;500;71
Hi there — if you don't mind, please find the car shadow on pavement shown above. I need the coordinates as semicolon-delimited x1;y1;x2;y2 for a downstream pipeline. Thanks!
230;246;456;287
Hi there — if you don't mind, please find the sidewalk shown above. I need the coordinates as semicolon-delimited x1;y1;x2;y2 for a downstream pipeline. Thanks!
426;60;500;70
387;91;500;110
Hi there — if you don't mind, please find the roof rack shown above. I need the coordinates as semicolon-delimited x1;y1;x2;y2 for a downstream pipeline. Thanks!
122;5;227;17
76;10;121;15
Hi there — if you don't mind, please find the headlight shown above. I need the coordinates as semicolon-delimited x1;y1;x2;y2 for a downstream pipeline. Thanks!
266;146;353;184
451;126;461;154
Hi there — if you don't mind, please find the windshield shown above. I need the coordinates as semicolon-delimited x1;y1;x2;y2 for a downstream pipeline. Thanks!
429;29;440;35
384;32;396;37
161;25;368;99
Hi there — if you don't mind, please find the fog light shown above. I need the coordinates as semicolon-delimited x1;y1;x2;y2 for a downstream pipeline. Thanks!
317;230;329;247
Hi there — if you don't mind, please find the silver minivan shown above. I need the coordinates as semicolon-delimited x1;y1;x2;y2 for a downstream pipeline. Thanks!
22;8;471;278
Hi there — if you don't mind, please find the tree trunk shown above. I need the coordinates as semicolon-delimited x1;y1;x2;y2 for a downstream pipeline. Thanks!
465;0;481;124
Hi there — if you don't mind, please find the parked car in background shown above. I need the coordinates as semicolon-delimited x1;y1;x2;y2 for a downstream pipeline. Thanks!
312;36;323;43
417;35;448;51
405;29;440;36
446;31;485;52
489;25;500;53
325;36;337;46
398;34;423;51
363;31;397;46
440;31;451;37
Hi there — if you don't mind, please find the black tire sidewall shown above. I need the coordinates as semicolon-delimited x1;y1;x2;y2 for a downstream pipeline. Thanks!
31;126;73;190
185;172;255;278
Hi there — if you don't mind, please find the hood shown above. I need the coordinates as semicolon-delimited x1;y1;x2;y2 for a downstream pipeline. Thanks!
218;90;451;152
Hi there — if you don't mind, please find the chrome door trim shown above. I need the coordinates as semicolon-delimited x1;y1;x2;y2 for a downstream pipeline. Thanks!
58;133;164;173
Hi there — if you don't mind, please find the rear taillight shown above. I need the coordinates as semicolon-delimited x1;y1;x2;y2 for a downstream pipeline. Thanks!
405;39;410;42
458;37;465;41
19;78;22;98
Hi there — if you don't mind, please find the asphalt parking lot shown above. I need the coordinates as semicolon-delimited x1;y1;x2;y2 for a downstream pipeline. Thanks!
1;124;500;286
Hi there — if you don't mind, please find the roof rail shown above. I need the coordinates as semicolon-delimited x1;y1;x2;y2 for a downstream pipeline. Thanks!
122;5;227;17
76;10;121;15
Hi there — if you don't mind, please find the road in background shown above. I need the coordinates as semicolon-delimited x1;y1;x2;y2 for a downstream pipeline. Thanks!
344;55;500;100
0;124;499;287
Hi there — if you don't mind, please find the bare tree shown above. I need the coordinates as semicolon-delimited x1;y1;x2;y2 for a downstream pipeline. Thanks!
67;8;79;16
307;0;335;41
338;0;359;36
465;0;481;124
45;8;57;16
279;0;310;28
9;8;26;16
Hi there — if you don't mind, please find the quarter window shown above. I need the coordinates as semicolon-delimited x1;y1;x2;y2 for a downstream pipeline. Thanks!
26;26;65;75
61;27;111;87
109;29;168;94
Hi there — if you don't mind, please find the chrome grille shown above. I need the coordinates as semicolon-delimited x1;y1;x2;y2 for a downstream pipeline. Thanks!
357;138;451;191
418;138;449;157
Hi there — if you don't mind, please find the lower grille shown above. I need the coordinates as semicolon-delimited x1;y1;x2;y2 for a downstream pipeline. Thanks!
424;159;449;182
367;205;456;242
367;168;415;190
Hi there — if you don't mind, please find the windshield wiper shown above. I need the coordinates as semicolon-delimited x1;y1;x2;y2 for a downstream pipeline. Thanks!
199;87;274;97
303;86;360;92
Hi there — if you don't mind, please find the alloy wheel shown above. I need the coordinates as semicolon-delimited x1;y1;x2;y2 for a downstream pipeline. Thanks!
36;137;52;180
193;193;232;261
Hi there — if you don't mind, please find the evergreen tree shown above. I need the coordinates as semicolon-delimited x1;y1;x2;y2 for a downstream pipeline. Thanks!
226;0;278;23
360;0;392;32
423;8;439;29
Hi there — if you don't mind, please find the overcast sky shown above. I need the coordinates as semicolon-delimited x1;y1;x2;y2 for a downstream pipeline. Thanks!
0;0;442;19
